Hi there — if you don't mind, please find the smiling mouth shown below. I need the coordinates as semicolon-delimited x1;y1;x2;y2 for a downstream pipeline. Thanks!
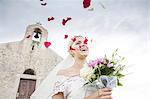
80;48;88;52
79;46;88;52
81;49;86;52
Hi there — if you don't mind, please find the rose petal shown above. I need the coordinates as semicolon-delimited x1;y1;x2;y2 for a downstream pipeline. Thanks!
62;17;72;26
72;37;76;42
44;42;51;48
84;37;88;44
64;35;68;39
67;17;72;21
83;0;91;8
70;46;75;50
48;17;54;21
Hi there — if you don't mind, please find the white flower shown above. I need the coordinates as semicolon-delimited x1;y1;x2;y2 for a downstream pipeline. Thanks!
80;65;94;81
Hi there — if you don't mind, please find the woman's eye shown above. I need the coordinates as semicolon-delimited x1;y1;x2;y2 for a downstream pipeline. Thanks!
75;41;82;45
76;42;80;45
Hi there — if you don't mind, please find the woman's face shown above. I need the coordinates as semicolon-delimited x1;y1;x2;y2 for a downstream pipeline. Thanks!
70;37;89;58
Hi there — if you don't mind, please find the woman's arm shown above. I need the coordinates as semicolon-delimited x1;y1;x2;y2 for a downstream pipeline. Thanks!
52;92;64;99
84;88;112;99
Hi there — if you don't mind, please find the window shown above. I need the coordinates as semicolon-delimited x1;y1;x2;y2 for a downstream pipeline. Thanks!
23;69;35;75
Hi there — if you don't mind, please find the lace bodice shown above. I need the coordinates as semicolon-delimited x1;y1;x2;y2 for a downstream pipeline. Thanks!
52;75;86;99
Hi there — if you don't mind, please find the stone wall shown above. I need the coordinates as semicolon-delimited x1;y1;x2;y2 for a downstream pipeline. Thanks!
0;39;63;99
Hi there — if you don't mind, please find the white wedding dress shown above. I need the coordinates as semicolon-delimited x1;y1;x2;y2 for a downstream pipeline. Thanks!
30;55;89;99
51;75;87;99
30;55;117;99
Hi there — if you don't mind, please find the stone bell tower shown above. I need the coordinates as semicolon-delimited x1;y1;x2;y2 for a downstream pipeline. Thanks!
23;22;48;50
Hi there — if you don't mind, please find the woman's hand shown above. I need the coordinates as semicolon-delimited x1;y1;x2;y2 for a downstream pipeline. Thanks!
52;92;64;99
84;88;112;99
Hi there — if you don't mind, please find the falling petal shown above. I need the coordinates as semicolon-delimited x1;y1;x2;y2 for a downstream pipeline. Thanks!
83;0;91;8
70;46;75;50
41;2;47;6
44;42;51;48
62;19;66;25
62;17;72;26
64;34;68;39
84;37;88;44
48;17;54;21
72;37;76;42
67;17;72;20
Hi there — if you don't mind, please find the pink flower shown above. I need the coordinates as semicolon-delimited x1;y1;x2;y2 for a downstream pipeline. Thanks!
96;58;104;64
88;60;97;68
88;58;104;68
107;63;113;68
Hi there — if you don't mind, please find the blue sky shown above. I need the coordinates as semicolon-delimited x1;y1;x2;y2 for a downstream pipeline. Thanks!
0;0;150;98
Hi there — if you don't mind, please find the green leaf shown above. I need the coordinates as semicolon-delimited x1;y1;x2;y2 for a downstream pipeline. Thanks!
117;79;123;86
115;48;119;53
100;66;115;75
116;73;125;78
118;82;123;86
121;57;125;61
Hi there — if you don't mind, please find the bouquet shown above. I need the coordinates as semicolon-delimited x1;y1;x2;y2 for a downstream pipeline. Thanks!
80;49;125;95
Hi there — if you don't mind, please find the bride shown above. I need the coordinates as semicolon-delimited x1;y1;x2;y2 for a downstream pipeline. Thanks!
30;35;112;99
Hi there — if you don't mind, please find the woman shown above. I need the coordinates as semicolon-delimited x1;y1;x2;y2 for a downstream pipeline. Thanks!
31;35;112;99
